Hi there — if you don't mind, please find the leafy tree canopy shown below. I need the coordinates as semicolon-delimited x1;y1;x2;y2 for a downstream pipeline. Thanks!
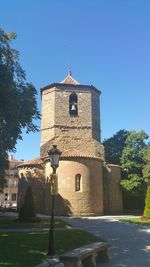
103;129;130;164
143;143;150;183
144;185;150;218
121;130;149;197
103;129;149;208
0;28;40;187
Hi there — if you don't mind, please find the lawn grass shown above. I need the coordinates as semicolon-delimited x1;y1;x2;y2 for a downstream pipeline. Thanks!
0;230;101;267
120;217;150;225
0;215;69;229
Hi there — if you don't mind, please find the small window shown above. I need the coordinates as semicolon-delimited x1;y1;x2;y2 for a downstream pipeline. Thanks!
5;193;8;201
11;193;17;201
69;93;78;116
75;174;81;192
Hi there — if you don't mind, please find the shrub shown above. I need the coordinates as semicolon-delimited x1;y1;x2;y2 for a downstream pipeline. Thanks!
19;186;36;222
144;186;150;218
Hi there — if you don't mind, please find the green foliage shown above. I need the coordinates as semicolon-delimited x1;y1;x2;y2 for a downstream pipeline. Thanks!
120;217;150;225
121;130;148;198
121;130;148;172
0;28;40;187
121;175;144;195
144;186;150;218
103;129;129;164
104;129;149;209
143;144;150;183
19;186;36;222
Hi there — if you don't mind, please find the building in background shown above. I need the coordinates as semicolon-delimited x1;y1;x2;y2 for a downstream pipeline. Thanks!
0;156;23;208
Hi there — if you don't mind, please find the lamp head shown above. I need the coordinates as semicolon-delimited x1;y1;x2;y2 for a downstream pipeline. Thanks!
47;145;62;170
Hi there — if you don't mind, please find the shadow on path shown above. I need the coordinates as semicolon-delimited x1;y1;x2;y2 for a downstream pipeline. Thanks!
62;216;150;267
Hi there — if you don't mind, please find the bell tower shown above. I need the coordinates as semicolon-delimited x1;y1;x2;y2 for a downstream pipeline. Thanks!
40;72;104;160
18;72;123;217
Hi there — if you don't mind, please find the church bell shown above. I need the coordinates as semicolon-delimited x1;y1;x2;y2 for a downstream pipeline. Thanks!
71;103;76;111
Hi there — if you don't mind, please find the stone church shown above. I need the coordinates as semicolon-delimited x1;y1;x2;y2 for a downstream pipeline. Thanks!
18;72;123;216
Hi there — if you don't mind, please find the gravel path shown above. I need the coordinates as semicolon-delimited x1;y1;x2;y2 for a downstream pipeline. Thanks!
61;216;150;267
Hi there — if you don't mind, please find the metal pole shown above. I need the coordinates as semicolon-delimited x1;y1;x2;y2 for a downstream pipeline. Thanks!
47;168;56;256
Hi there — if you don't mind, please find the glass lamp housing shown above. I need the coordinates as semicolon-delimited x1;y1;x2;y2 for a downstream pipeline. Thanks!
47;145;62;168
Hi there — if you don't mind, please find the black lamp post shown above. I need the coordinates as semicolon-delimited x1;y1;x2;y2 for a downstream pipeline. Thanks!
47;145;62;256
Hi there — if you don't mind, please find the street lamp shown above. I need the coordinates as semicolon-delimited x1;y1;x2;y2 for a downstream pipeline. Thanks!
47;145;62;256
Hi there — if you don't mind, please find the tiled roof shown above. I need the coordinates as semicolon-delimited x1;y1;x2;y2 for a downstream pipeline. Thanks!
7;156;23;163
17;157;43;168
61;73;80;85
61;149;101;159
9;159;23;163
40;72;101;95
42;149;102;161
18;150;102;168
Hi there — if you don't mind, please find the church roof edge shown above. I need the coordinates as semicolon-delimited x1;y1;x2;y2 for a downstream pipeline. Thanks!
41;149;104;162
41;82;101;95
17;157;43;168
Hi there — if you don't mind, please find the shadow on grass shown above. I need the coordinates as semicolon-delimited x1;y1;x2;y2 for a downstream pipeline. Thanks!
0;231;47;267
0;215;70;229
0;229;100;267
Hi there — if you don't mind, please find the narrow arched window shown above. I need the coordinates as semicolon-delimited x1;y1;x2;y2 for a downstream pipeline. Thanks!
69;93;78;116
75;174;81;192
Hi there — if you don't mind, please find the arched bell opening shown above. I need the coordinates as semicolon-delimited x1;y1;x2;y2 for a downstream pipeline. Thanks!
69;93;78;116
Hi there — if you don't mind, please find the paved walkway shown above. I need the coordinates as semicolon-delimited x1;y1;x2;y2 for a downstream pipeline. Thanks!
1;213;150;266
61;216;150;267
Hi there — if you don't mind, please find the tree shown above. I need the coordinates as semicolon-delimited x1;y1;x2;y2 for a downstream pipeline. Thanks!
103;129;129;165
143;143;150;183
121;130;149;208
18;185;36;222
0;28;40;188
143;186;150;218
143;144;150;218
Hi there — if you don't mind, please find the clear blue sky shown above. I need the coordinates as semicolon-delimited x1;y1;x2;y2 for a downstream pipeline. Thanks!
1;0;150;161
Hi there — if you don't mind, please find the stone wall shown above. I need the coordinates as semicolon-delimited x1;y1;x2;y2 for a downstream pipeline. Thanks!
41;135;104;160
40;84;103;159
18;160;123;216
45;157;104;216
91;92;100;141
18;167;46;213
103;164;123;214
18;157;104;216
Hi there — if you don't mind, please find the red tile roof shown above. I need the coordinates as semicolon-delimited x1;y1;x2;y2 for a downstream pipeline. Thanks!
18;149;103;168
17;157;43;168
42;149;102;162
61;149;101;159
